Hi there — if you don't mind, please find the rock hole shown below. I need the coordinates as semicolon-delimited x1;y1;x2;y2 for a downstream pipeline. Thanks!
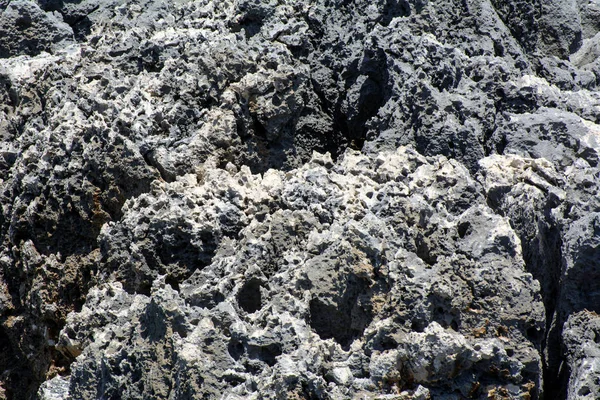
493;41;505;57
310;298;353;347
379;0;411;27
154;225;217;282
578;386;591;396
15;16;32;30
173;319;188;339
223;373;246;385
137;282;152;296
309;273;374;349
237;278;263;313
227;340;245;361
247;343;282;367
457;221;471;238
229;16;265;38
165;276;180;291
583;180;595;189
411;319;426;333
526;326;541;341
415;234;437;265
450;320;459;331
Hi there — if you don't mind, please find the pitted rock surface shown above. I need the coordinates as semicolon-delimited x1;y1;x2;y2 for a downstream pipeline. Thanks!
0;0;599;399
48;149;545;399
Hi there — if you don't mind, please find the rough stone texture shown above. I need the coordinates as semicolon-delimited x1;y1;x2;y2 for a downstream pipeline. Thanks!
0;0;597;399
0;0;73;58
562;310;600;400
45;149;545;399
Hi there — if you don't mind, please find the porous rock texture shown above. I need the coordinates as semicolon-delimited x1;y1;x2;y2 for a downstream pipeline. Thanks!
0;0;599;399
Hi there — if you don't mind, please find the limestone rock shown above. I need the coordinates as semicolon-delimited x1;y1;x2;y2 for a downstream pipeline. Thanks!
563;310;600;400
45;149;545;399
0;0;73;58
0;0;597;398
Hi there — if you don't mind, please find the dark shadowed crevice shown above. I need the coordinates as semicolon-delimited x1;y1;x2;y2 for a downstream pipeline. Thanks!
320;47;390;162
484;194;566;398
227;0;273;39
164;275;180;291
377;0;411;27
237;278;263;314
155;228;216;270
37;2;99;42
545;225;600;398
228;15;265;38
310;299;353;346
489;0;538;55
0;324;36;400
140;300;168;343
62;11;96;42
457;221;471;239
247;343;282;367
414;233;437;266
309;273;374;350
228;339;245;361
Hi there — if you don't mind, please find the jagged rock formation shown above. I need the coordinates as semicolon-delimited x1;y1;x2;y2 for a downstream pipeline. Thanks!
0;0;599;399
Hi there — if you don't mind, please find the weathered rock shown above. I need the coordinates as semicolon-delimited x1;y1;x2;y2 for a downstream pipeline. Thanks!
0;0;73;58
0;0;597;398
562;310;600;400
40;149;545;399
539;0;583;59
577;0;600;40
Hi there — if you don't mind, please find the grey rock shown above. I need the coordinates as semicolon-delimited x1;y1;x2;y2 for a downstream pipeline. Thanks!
0;0;596;398
560;213;600;318
577;0;600;39
491;107;600;169
37;377;69;400
478;150;600;397
539;0;583;58
563;311;600;400
0;0;73;58
41;149;545;399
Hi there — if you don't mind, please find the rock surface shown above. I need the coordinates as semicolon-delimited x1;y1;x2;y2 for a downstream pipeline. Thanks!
0;0;598;399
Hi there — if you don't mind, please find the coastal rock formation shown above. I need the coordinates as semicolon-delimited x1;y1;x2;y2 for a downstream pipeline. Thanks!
0;0;599;399
40;149;545;399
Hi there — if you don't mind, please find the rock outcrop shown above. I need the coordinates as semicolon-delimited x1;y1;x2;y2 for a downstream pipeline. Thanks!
0;0;599;399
